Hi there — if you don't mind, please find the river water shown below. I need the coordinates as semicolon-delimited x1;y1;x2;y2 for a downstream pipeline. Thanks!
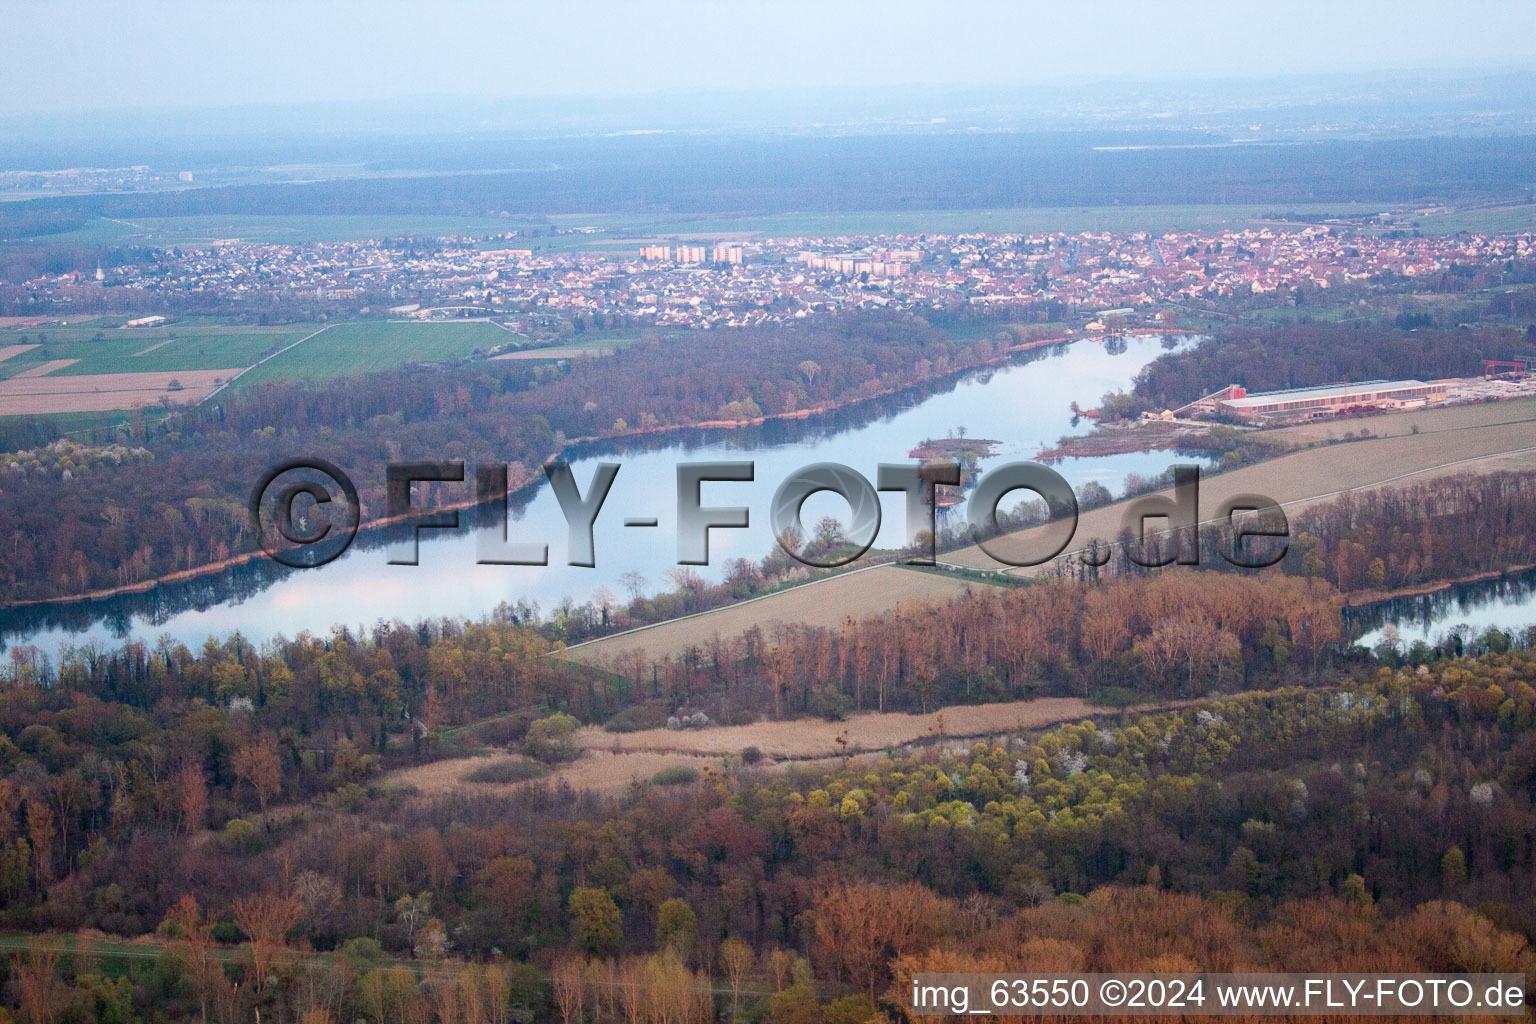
3;335;1208;655
1351;568;1536;650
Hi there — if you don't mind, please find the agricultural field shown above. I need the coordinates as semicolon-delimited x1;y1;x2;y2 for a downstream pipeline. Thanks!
1361;202;1536;235
17;199;1533;261
491;329;646;360
546;203;1375;240
565;563;977;668
0;322;303;381
13;213;532;248
229;320;514;385
0;368;234;414
0;318;519;413
492;345;613;360
1259;395;1536;445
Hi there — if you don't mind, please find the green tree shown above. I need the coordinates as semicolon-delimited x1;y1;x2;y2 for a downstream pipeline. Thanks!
569;886;622;953
656;897;697;956
1441;847;1468;892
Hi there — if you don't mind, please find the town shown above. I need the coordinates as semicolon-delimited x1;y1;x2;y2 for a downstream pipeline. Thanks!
8;222;1533;333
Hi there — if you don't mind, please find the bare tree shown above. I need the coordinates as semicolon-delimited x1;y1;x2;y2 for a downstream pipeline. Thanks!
168;895;218;1024
550;954;587;1024
232;734;283;815
718;937;754;1020
234;891;300;990
14;939;62;1024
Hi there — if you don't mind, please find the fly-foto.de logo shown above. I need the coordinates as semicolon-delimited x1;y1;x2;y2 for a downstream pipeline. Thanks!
249;459;1289;571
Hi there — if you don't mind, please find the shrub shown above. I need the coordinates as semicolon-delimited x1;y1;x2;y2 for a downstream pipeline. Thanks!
1089;686;1142;708
219;817;258;851
603;703;670;733
652;765;701;786
525;712;581;763
465;759;548;784
741;746;765;766
340;937;386;969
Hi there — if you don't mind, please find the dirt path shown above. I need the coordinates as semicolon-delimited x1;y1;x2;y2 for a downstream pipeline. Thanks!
386;695;1190;796
131;338;177;357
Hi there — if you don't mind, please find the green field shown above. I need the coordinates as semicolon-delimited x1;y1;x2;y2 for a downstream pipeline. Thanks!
0;322;305;379
235;320;514;385
24;200;1536;256
19;214;529;248
1361;203;1536;236
542;204;1382;239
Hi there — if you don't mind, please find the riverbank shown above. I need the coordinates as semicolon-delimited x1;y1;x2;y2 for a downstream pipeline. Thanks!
1;336;1089;614
1036;418;1222;459
1342;562;1536;608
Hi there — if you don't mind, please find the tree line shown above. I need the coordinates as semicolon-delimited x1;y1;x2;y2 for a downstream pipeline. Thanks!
1104;323;1536;417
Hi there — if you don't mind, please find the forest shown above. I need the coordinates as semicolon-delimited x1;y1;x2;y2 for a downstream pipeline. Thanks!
8;132;1536;240
1108;323;1536;417
1;643;1534;1022
1084;470;1536;600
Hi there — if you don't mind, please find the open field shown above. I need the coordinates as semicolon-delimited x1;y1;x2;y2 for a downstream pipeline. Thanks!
566;564;977;667
20;200;1536;259
11;359;78;378
0;344;39;363
233;320;509;385
554;202;1536;239
544;204;1370;239
586;696;1138;758
493;345;613;360
0;323;304;381
389;695;1173;795
16;213;530;248
1363;203;1536;236
1;318;515;393
0;368;235;415
1259;396;1536;445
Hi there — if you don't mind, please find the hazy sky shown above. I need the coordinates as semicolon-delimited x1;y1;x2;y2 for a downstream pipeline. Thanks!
7;0;1536;114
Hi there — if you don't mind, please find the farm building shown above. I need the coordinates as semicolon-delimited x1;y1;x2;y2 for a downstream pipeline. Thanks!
1216;379;1447;421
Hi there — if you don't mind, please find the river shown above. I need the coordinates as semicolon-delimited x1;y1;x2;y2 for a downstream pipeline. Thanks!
5;335;1208;655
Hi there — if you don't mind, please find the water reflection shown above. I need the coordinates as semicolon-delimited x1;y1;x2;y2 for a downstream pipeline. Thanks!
1350;568;1536;649
3;335;1205;655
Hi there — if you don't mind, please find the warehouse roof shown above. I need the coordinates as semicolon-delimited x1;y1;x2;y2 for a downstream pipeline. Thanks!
1220;379;1436;409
